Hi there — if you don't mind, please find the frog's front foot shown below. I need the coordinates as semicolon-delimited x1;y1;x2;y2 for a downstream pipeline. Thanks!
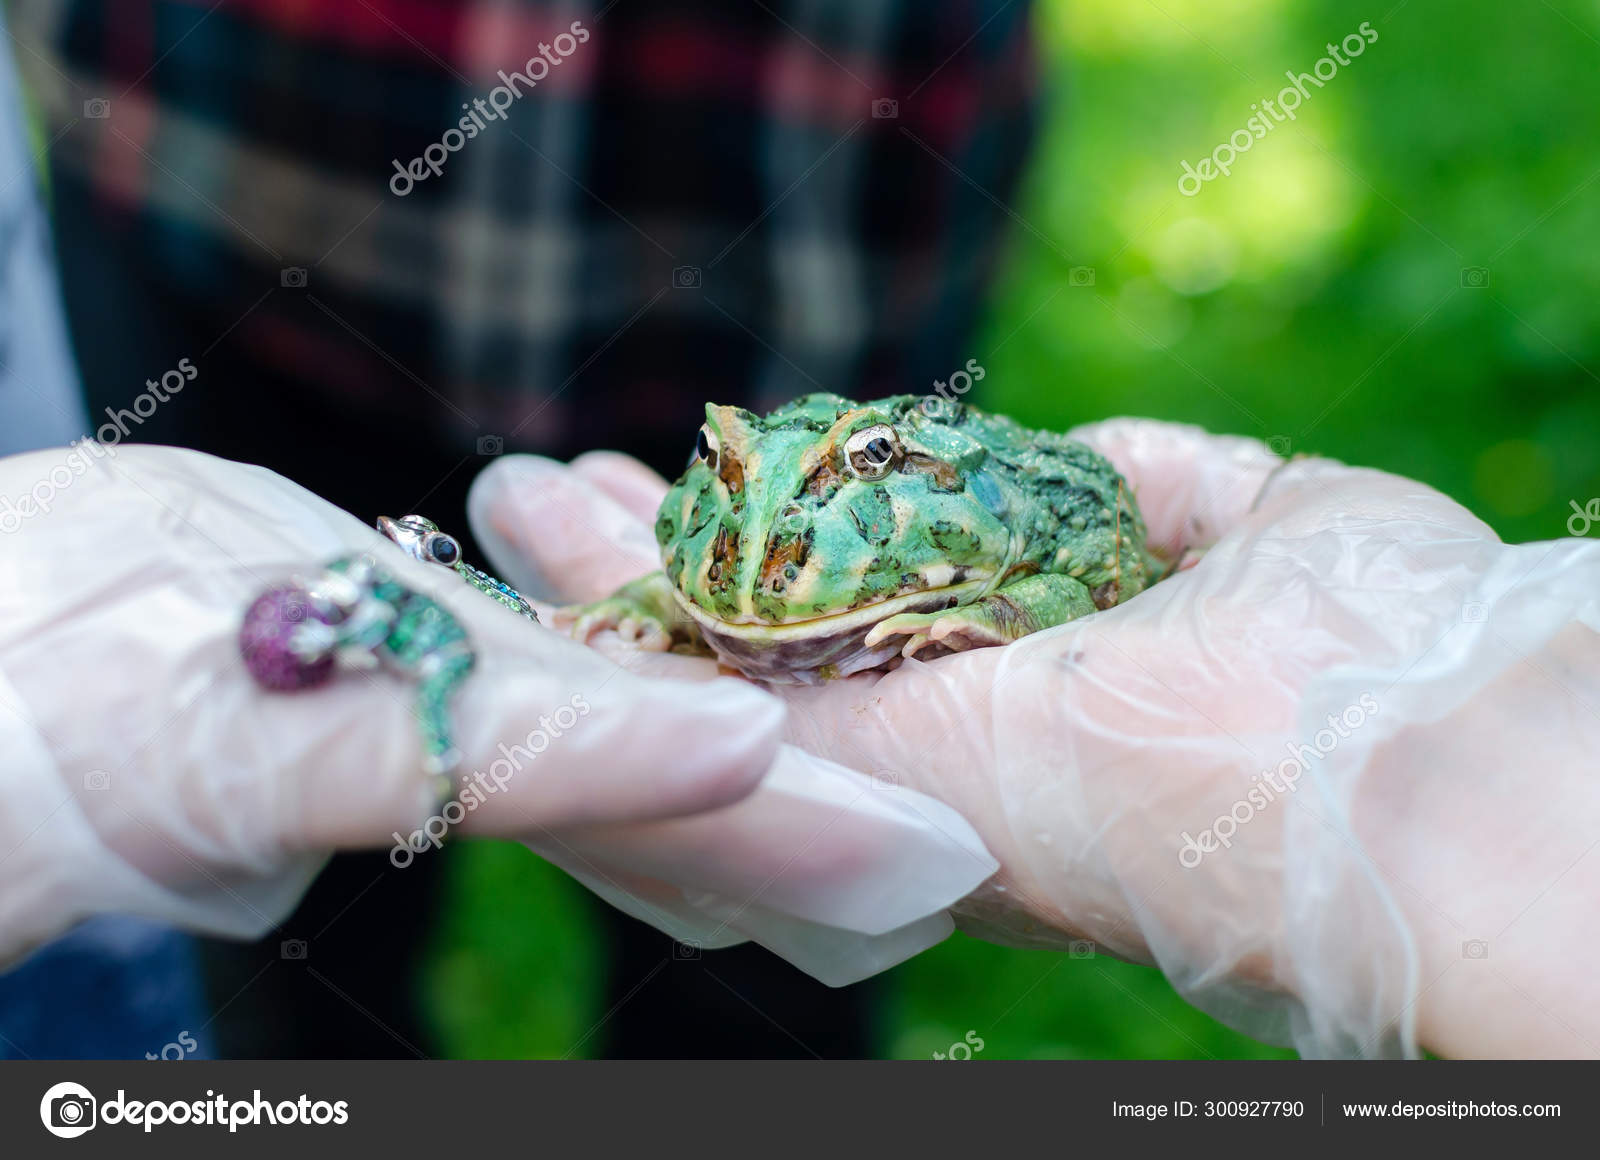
863;607;1009;660
863;574;1101;660
555;596;675;651
555;571;699;653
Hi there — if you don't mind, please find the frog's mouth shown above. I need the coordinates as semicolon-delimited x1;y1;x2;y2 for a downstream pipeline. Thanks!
670;578;993;684
671;578;992;641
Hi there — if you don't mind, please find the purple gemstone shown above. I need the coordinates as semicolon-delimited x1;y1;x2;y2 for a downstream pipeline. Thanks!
239;583;335;691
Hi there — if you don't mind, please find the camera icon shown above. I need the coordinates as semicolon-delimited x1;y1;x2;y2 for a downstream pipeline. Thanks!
1460;266;1490;288
1462;601;1489;623
672;265;702;289
46;1089;96;1137
476;434;504;456
1266;435;1293;457
281;267;308;288
82;98;110;119
83;769;111;792
1462;938;1489;960
672;939;702;961
871;98;898;119
1068;266;1096;287
1068;939;1096;960
280;938;308;961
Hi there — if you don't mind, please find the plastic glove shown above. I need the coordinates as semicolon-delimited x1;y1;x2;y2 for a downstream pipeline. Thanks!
471;421;1600;1059
0;443;993;986
0;443;780;965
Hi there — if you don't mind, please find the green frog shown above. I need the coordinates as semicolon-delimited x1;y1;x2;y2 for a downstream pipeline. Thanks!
561;393;1164;684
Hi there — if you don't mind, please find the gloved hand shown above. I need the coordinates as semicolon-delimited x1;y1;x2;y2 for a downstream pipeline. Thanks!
470;420;1600;1059
0;444;991;981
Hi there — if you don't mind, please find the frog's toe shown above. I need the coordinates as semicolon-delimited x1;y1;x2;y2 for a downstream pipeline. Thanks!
568;608;612;643
616;615;673;652
926;614;1010;650
863;611;940;649
897;631;934;659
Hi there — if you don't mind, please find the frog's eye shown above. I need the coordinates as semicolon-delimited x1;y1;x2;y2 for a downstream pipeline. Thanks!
694;424;720;470
424;533;461;566
844;424;900;480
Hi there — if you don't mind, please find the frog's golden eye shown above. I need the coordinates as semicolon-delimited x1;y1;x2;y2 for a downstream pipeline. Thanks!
694;424;720;470
844;424;900;480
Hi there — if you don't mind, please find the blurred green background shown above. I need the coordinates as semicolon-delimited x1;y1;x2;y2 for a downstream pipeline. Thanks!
422;0;1599;1059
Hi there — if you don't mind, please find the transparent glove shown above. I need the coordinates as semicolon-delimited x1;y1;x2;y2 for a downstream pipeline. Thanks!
471;422;1600;1058
0;444;784;965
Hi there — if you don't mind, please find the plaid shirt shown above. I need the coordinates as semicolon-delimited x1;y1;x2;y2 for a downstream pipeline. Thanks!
10;0;1036;465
